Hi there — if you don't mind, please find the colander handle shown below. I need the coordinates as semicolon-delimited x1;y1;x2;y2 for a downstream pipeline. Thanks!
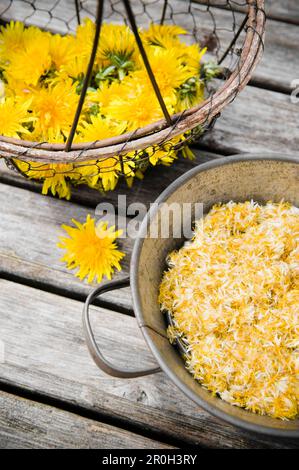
83;277;161;378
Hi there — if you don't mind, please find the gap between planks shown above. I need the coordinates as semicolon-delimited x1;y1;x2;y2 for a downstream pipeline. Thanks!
192;0;299;26
0;389;174;449
0;180;133;313
0;152;222;314
0;81;298;213
0;278;298;449
1;81;299;312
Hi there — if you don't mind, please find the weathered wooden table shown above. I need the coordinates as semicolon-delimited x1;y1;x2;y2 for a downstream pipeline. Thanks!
0;0;299;449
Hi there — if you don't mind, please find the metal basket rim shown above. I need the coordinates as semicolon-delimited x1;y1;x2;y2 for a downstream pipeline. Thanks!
0;0;265;163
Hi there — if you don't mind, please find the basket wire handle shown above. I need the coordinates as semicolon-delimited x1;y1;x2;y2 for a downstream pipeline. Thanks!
218;13;249;65
122;0;172;126
74;0;81;25
66;0;172;152
65;0;105;151
83;277;161;378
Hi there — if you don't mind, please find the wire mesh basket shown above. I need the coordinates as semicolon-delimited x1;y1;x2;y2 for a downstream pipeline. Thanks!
0;0;265;198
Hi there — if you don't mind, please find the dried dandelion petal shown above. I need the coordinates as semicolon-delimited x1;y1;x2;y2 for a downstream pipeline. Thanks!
159;201;299;420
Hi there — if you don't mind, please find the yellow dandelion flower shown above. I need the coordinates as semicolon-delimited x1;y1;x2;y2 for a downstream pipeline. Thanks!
80;157;120;192
98;156;135;191
135;46;195;102
66;19;99;75
86;80;124;110
0;18;211;198
4;75;34;99
13;159;78;200
42;175;70;199
75;17;95;59
31;80;79;140
98;23;137;66
159;201;299;419
0;21;25;63
96;157;121;191
176;76;205;112
76;154;135;193
58;33;89;80
22;24;50;46
60;55;89;81
49;34;77;70
41;168;74;199
179;43;207;69
104;77;173;129
78;115;126;142
0;97;35;138
4;29;51;86
149;146;177;166
141;23;187;47
58;215;125;284
142;23;207;72
0;80;5;103
13;132;80;200
75;116;128;191
0;21;48;63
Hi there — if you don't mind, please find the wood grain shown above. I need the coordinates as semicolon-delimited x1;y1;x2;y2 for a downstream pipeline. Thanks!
0;0;298;451
0;181;133;311
257;0;299;24
0;153;223;313
193;0;299;24
253;17;299;93
0;279;298;449
202;85;299;155
0;390;172;449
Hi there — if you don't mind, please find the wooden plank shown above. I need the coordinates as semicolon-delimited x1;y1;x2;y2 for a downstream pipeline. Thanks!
265;1;299;24
192;1;299;25
201;85;299;155
0;88;297;314
0;1;298;92
1;80;298;310
253;18;299;93
0;181;134;312
185;3;299;92
0;151;223;313
248;0;299;25
0;151;222;313
0;390;172;449
0;279;298;449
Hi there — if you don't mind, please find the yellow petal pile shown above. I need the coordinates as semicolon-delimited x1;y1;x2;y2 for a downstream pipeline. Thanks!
159;201;299;420
58;215;124;284
0;19;212;199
